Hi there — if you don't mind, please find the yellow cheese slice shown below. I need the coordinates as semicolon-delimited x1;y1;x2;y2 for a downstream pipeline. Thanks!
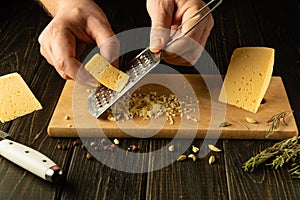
84;53;129;92
99;65;130;92
218;47;275;113
85;54;109;81
0;72;42;123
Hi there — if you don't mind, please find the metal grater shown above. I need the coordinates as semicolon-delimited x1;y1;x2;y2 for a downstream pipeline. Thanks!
88;48;161;118
88;0;222;118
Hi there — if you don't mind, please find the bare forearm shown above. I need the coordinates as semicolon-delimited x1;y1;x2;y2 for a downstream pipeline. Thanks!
36;0;60;16
37;0;92;16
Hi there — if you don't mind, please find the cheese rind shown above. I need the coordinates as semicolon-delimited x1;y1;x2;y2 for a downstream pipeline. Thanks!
84;53;129;92
218;47;275;113
0;72;43;123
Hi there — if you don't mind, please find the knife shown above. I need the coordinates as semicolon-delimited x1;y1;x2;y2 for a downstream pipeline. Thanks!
0;130;63;183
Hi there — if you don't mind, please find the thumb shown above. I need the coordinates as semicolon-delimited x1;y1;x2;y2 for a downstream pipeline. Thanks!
147;1;174;53
99;36;120;68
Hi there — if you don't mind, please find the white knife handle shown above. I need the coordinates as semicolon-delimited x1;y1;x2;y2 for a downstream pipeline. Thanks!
0;139;63;182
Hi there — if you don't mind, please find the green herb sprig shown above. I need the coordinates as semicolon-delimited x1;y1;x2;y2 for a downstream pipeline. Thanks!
242;136;300;178
265;111;293;138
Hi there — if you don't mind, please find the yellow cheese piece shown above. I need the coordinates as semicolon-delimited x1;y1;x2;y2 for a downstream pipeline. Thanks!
85;54;109;81
99;65;130;92
85;53;129;92
0;72;42;123
218;47;275;113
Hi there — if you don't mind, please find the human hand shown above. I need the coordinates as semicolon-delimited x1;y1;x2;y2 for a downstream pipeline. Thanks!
147;0;214;66
38;0;120;83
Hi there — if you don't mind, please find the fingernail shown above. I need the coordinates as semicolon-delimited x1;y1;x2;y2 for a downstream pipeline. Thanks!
150;37;163;53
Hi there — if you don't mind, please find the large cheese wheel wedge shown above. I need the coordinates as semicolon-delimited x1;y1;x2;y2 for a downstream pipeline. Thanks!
0;72;42;123
85;54;129;92
218;47;275;113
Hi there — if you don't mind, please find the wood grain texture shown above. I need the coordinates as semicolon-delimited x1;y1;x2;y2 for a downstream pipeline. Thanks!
61;138;149;200
146;139;228;199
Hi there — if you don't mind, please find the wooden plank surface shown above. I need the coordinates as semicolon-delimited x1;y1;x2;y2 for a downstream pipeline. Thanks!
146;139;229;199
48;74;297;139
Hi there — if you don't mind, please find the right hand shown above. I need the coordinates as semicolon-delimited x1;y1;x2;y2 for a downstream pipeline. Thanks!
38;0;120;81
147;0;214;66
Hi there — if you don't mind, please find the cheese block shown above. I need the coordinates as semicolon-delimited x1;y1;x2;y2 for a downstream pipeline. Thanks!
99;65;130;92
219;47;275;113
0;72;42;123
85;53;129;92
85;53;109;81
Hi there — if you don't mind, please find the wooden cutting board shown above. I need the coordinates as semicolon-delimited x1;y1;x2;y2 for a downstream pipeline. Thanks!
47;74;298;139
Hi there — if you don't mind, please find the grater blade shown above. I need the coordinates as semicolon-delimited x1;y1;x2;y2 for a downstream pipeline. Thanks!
88;48;161;118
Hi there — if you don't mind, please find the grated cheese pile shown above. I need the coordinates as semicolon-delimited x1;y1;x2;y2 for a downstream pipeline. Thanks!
108;91;199;125
109;92;181;125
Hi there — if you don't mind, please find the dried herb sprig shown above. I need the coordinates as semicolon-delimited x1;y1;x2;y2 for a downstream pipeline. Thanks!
265;111;293;138
288;160;300;178
233;120;249;130
242;136;300;175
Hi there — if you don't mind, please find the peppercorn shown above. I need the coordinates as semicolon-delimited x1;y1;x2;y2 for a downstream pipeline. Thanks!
86;153;93;160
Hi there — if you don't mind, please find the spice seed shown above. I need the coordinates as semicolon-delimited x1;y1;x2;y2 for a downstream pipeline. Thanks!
90;141;96;146
100;138;107;144
177;155;187;161
208;144;222;152
86;153;93;160
188;154;197;162
103;145;109;150
219;121;231;127
192;145;199;153
168;145;175;152
130;145;138;151
209;155;215;165
113;139;120;145
57;144;62;150
246;117;257;124
71;140;78;147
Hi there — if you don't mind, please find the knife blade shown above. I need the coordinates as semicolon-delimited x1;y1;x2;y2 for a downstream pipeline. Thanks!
0;130;63;183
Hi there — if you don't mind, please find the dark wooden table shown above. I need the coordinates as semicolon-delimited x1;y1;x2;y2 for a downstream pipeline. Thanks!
1;0;300;199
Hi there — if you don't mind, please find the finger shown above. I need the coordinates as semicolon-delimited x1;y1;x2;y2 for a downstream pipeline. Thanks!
85;9;120;63
198;25;212;48
99;35;120;67
38;29;54;66
180;6;214;43
162;37;203;66
147;0;175;53
39;40;72;79
50;29;81;80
